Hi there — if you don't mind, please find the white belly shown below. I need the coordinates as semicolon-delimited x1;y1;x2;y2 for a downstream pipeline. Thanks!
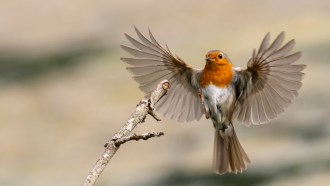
202;85;235;124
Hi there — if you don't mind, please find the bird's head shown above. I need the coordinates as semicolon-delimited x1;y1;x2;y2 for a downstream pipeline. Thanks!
205;50;231;66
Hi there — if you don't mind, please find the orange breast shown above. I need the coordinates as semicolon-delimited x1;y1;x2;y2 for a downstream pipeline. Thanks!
201;62;233;88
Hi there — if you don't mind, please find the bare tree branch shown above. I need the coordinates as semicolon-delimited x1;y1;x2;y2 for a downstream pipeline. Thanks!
81;80;170;186
113;132;164;147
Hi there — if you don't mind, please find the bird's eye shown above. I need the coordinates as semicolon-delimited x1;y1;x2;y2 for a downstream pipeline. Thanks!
218;54;223;59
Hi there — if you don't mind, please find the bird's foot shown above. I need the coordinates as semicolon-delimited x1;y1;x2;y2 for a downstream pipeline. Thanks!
198;90;210;119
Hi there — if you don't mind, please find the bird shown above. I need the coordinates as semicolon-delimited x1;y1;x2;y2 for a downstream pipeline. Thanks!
121;27;306;174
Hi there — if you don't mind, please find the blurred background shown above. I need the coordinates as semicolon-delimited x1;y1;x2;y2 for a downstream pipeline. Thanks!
0;0;329;185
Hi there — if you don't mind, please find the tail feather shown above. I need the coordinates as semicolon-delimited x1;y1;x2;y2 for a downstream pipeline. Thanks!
213;124;251;174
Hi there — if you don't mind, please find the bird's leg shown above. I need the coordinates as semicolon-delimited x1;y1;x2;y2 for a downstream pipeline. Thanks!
198;89;210;119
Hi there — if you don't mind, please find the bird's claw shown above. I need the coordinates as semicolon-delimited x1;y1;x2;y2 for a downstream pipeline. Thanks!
198;90;210;119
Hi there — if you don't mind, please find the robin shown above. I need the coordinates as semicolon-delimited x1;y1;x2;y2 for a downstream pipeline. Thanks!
121;27;305;174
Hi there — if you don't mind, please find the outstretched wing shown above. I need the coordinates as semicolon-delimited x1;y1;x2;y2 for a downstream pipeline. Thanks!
233;32;306;125
121;27;203;122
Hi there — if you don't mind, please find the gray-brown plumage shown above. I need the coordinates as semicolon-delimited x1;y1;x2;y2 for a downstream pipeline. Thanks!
121;27;305;174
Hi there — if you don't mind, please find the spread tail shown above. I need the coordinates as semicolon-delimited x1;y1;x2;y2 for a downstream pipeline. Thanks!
213;124;251;174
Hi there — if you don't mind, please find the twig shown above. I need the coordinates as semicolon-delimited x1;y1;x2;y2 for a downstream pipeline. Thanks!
148;107;162;121
113;132;164;147
81;80;170;186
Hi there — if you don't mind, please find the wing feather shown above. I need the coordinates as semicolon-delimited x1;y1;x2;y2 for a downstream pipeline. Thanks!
234;32;305;125
121;45;165;60
121;58;165;66
121;28;203;122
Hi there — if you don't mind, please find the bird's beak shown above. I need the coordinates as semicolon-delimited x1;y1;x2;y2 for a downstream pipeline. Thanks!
206;57;211;62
